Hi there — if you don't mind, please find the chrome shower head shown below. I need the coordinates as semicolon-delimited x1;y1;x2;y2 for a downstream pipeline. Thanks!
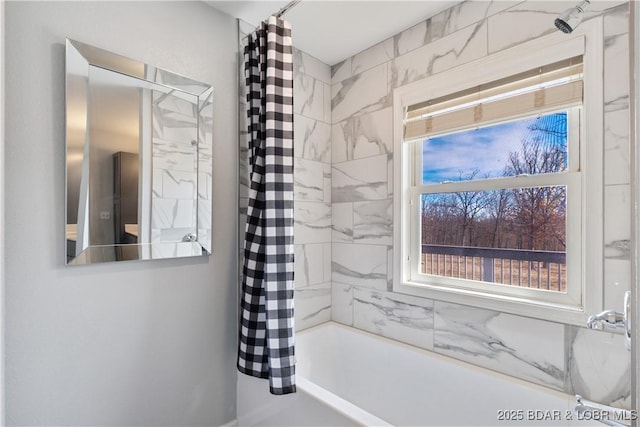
554;0;591;33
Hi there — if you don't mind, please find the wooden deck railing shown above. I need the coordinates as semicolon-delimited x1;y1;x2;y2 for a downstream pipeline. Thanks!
421;244;567;292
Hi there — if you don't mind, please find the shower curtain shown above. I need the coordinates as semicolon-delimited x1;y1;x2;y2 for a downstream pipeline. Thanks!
237;16;296;395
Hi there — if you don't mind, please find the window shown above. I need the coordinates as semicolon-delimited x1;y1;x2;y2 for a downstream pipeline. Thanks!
393;21;603;325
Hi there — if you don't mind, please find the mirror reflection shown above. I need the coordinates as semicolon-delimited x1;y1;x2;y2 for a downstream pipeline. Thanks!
66;39;213;265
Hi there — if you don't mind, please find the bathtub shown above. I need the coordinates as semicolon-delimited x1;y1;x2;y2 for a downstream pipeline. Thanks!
237;322;598;426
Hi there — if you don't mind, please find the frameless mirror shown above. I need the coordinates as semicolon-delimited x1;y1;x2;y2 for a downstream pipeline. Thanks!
66;39;213;265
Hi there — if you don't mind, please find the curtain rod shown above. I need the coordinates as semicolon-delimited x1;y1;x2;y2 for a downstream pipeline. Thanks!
273;0;302;18
240;0;301;42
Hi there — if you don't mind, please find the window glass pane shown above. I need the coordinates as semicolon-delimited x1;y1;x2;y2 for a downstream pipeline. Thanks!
420;186;566;292
422;112;568;184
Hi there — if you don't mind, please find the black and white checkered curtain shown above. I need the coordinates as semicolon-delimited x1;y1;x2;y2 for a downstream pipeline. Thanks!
238;16;296;395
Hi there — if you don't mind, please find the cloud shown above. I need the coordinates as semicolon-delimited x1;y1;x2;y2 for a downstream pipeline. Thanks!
421;116;558;183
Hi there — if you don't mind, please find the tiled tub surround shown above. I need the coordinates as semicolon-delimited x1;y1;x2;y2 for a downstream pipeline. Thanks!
329;0;632;410
237;0;632;412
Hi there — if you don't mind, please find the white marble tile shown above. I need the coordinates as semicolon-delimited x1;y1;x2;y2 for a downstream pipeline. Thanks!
152;198;195;229
332;155;388;203
155;93;197;118
294;201;331;244
331;283;353;326
162;170;196;200
434;301;565;390
351;38;394;76
603;11;630;113
323;163;331;203
294;158;324;202
294;73;325;121
197;196;211;231
295;243;325;288
323;83;332;124
604;184;631;259
197;146;212;185
332;202;353;243
154;103;198;127
197;172;210;200
323;243;332;283
198;228;211;253
151;228;162;243
238;19;254;38
293;48;331;84
294;114;331;163
330;58;351;84
331;123;348;164
332;108;393;164
295;283;331;332
332;64;388;123
566;327;631;410
604;258;631;314
394;20;429;57
353;287;433;350
160;227;195;242
392;3;500;59
604;109;630;186
152;138;196;172
488;3;565;54
152;111;198;143
353;199;393;245
332;243;387;290
387;246;394;291
488;2;626;55
174;199;196;228
390;20;487;89
152;168;163;197
429;1;519;43
603;3;629;39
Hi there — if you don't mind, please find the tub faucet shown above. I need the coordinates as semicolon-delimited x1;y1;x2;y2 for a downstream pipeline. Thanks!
586;291;631;351
586;310;624;331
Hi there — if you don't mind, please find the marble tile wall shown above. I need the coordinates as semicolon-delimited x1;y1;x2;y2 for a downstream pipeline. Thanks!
292;47;333;331
329;0;632;410
238;20;332;332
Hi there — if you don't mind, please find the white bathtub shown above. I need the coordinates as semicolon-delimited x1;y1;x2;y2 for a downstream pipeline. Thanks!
237;322;598;426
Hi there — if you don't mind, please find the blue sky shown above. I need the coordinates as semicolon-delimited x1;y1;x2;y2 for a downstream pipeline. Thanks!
422;114;566;184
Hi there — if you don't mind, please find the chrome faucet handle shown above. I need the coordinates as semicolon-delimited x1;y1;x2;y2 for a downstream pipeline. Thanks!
586;291;631;351
587;309;625;331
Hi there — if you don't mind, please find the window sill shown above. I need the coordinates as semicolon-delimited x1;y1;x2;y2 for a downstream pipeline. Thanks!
394;279;591;326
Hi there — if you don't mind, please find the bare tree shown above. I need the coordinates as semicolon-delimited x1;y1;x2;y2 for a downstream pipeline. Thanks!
420;113;567;252
486;188;513;248
504;114;567;251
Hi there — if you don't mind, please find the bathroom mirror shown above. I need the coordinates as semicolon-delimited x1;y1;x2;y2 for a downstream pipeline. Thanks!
65;39;213;265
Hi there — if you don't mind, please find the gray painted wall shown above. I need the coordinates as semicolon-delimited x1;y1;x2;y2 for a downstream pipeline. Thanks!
4;2;238;425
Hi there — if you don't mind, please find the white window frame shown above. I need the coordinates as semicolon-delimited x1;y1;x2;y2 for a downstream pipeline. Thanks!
393;18;603;325
410;107;581;305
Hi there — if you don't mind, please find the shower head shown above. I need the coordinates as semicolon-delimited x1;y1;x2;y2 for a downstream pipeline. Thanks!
554;0;591;33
